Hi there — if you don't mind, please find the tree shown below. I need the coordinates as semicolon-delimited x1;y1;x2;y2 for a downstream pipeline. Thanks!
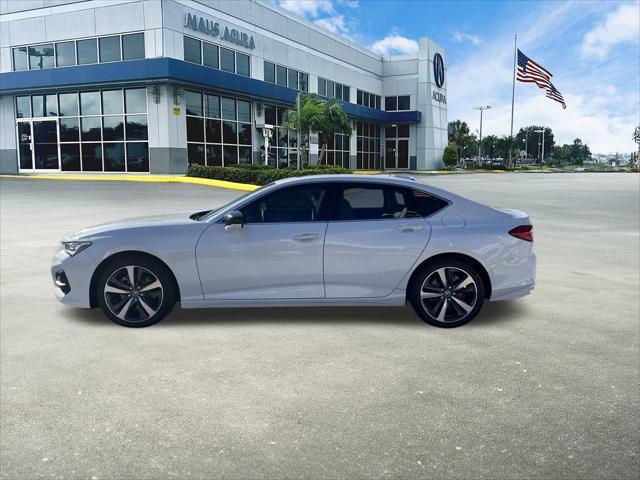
448;120;477;159
633;125;640;150
516;126;555;161
283;93;352;165
443;143;458;170
569;138;591;166
481;135;498;159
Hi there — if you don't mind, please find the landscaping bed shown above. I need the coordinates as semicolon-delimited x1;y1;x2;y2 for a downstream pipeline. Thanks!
187;164;352;186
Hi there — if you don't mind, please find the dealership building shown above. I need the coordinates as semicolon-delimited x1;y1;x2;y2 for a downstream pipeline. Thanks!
0;0;447;174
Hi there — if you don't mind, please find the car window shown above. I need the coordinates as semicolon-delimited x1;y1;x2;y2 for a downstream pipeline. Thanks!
241;185;329;223
336;184;422;220
411;189;450;217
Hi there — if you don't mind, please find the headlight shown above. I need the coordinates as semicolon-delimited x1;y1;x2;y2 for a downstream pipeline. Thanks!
62;241;92;257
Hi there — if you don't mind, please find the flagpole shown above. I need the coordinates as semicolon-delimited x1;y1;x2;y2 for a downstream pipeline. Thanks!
509;34;517;167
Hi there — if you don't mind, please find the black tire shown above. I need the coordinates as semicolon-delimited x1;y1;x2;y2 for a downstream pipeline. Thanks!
96;254;177;328
408;259;485;328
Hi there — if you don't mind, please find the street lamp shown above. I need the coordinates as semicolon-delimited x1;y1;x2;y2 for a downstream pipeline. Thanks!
535;129;545;164
473;105;492;162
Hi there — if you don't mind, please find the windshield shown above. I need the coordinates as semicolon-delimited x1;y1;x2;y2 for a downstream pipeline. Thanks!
196;184;272;221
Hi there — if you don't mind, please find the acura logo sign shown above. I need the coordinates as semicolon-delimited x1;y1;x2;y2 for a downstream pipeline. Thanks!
433;52;445;88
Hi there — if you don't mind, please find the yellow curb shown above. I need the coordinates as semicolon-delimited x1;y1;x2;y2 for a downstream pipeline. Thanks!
0;174;259;192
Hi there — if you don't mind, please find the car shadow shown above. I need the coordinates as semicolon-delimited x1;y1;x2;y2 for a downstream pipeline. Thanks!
65;300;526;328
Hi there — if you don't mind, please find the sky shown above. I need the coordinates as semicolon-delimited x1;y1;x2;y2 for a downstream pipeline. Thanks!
275;0;640;154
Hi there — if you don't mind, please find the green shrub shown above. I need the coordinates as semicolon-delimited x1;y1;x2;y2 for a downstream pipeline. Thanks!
187;164;352;186
443;144;458;170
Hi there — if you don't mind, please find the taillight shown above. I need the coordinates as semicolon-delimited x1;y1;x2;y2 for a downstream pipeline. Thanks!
509;225;533;242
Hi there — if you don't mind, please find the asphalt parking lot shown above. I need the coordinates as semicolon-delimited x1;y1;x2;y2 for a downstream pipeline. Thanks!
1;173;638;479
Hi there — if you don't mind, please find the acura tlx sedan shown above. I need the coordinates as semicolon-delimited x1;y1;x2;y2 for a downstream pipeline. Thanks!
51;175;536;328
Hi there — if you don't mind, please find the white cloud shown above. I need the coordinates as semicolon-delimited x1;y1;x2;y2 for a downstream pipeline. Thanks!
277;0;334;18
580;3;640;58
369;34;419;56
315;15;351;36
336;0;359;7
452;31;481;45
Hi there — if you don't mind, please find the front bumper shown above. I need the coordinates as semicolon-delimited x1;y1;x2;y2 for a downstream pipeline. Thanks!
51;243;96;308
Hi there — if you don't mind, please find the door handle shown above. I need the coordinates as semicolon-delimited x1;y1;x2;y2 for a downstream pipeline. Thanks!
292;233;322;241
394;225;424;232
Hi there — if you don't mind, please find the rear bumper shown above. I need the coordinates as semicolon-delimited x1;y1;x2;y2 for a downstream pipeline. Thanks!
489;251;536;301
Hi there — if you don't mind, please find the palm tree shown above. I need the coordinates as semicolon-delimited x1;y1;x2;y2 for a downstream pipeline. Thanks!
284;93;352;166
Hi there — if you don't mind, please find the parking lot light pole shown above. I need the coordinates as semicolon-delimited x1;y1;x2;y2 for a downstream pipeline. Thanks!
473;106;491;162
535;129;545;165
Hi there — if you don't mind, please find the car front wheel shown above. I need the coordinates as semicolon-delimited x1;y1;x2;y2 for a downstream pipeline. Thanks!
96;255;176;327
409;260;485;328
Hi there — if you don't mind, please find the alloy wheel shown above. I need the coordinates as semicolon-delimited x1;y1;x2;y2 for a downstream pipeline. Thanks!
103;265;164;323
420;266;478;323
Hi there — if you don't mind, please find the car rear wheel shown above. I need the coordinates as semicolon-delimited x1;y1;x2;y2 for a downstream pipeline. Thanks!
409;260;485;328
96;255;176;328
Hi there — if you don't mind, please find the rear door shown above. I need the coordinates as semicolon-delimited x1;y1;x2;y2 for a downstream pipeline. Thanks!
323;183;432;298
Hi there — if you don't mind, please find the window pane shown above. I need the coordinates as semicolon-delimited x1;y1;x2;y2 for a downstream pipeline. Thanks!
184;36;201;64
126;142;149;172
126;114;148;140
59;118;79;142
102;115;124;141
223;146;238;165
28;44;54;69
398;95;410;110
99;36;121;62
265;105;276;125
205;95;220;118
13;47;28;71
385;96;397;111
55;41;76;67
206;144;222;166
31;96;44;117
43;94;57;116
318;78;326;96
16;96;31;118
188;143;205;167
385;126;396;138
288;69;298;90
81;143;102;171
61;143;81;171
81;117;101;141
242;185;328;223
122;33;144;60
102;90;123;114
125;88;146;113
221;97;236;120
58;93;78;117
357;90;363;105
186;116;204;142
103;143;125;171
264;61;275;83
344;86;350;102
239;146;252;164
335;85;342;101
397;124;410;137
222;121;237;143
77;39;97;65
220;47;234;72
238;123;251;145
299;72;308;92
236;53;250;76
80;91;101;115
276;65;287;86
203;42;219;68
412;190;449;217
237;100;251;122
375;95;381;110
185;91;203;116
205;119;221;143
326;81;334;98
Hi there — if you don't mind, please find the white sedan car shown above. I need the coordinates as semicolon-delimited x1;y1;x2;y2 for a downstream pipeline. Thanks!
52;175;536;328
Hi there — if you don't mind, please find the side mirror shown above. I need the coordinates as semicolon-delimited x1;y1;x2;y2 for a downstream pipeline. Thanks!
224;210;244;229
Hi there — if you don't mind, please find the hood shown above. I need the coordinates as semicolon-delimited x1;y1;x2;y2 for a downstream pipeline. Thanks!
63;211;200;241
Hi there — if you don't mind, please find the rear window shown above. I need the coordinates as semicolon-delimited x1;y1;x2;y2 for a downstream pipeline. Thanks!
411;189;450;217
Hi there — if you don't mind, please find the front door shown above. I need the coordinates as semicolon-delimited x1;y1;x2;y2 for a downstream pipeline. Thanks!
196;183;331;300
17;120;59;171
385;140;396;169
324;183;431;298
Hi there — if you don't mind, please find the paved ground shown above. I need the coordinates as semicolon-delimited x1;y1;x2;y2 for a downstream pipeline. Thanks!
1;173;638;480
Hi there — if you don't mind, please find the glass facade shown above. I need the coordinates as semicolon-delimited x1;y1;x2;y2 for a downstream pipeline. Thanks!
318;131;350;168
12;33;144;71
183;36;250;77
264;104;300;168
15;88;149;172
385;95;410;111
186;90;252;167
318;78;350;102
356;121;381;170
357;90;381;110
263;61;309;92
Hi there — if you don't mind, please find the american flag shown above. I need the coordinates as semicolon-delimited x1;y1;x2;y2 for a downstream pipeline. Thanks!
517;49;566;109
